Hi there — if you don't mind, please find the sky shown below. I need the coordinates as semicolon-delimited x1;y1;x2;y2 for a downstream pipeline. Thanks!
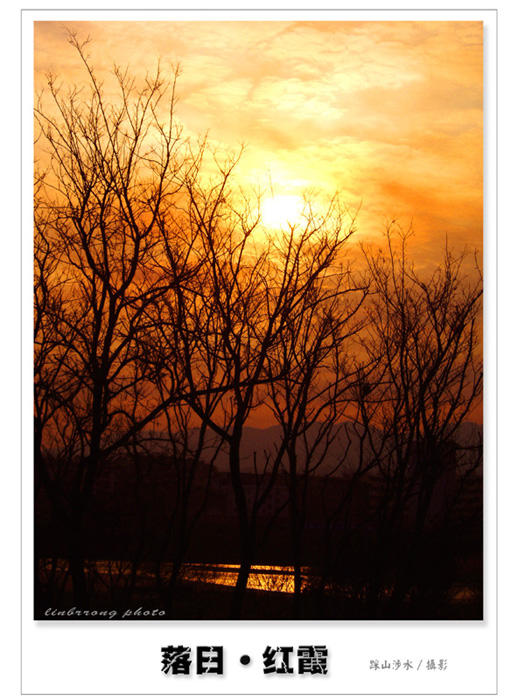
34;19;483;268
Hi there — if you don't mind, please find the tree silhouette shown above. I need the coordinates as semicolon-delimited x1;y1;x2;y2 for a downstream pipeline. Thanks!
153;175;365;616
355;225;483;616
34;34;192;607
264;217;368;616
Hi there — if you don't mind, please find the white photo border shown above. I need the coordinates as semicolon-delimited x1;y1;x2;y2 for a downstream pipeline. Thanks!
16;3;500;696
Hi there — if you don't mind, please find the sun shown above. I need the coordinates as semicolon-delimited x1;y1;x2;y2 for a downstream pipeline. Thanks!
261;195;304;228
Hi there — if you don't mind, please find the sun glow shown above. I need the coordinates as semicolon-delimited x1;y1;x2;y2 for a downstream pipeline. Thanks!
261;195;304;229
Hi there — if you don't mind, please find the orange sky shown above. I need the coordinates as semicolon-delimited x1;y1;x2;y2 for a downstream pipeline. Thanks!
34;20;483;268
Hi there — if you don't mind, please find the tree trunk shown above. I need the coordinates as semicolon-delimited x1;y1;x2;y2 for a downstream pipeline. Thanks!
227;431;256;619
67;518;89;609
230;548;253;620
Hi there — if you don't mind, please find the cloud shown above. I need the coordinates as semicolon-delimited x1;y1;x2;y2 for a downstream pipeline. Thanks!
34;19;483;259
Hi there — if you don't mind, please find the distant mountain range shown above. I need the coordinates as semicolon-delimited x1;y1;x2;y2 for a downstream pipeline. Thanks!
191;420;482;477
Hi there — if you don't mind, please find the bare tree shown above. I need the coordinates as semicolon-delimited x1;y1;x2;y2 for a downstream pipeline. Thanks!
34;34;192;608
160;178;362;617
264;219;368;616
355;224;483;617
